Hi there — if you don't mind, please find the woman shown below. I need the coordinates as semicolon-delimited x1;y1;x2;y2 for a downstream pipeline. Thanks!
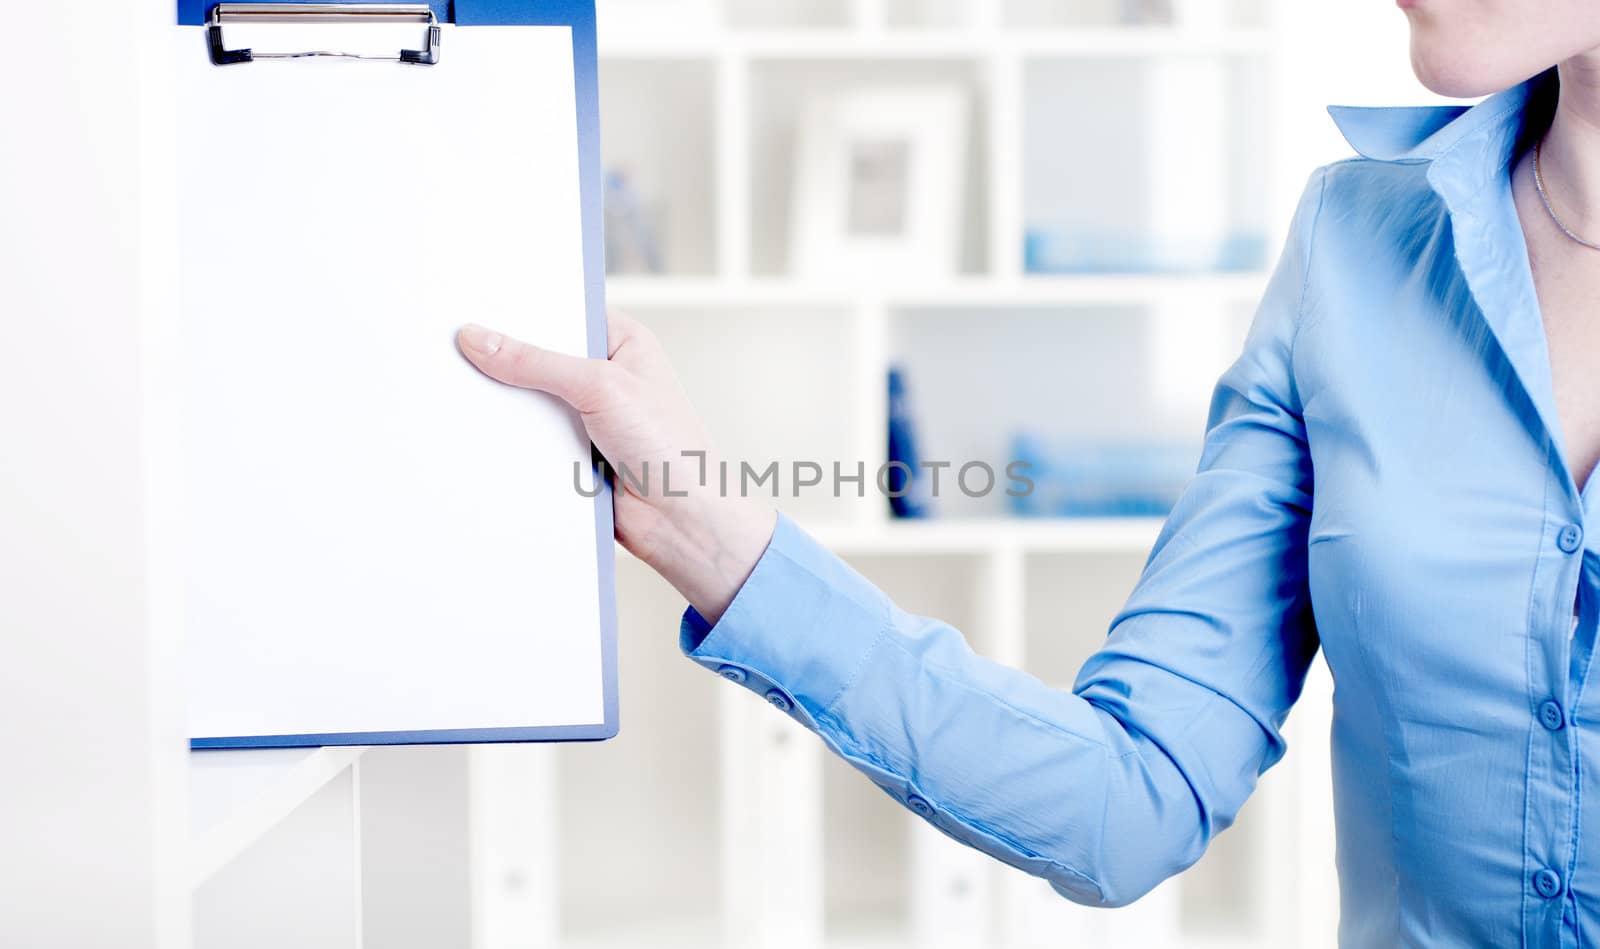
455;4;1600;945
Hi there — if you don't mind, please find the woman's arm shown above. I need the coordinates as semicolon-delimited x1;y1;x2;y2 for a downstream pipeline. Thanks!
457;168;1328;907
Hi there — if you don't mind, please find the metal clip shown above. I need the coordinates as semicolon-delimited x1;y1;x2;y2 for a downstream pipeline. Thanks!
207;3;441;66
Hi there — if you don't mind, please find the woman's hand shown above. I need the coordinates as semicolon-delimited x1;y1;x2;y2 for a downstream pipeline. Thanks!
456;313;776;624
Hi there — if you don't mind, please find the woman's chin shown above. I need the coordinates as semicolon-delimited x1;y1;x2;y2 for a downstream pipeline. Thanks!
1410;44;1529;99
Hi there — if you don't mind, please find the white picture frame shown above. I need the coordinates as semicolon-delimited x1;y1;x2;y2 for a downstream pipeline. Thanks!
790;84;971;280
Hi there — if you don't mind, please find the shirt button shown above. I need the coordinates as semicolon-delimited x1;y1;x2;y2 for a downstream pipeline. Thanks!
764;689;792;713
715;665;747;685
907;794;935;819
1540;700;1566;731
1558;524;1584;554
1534;868;1563;899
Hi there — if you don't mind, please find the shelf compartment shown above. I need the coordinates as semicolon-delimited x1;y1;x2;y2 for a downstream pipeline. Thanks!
555;557;724;946
886;304;1251;519
1178;793;1274;945
630;305;876;526
822;750;912;948
821;553;995;948
1022;546;1280;945
1004;548;1187;942
1022;54;1271;277
747;58;990;279
599;58;719;276
194;765;364;948
1021;550;1147;689
845;552;992;649
189;746;369;886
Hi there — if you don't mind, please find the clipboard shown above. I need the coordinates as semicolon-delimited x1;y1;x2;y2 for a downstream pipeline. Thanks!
173;0;618;749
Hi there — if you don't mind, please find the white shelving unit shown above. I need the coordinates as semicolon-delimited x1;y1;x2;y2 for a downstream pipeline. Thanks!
172;2;1347;947
561;1;1339;948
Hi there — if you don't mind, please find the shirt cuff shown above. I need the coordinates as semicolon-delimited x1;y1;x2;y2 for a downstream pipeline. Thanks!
679;514;891;724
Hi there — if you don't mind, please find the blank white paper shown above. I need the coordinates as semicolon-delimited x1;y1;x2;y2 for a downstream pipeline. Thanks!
172;23;608;740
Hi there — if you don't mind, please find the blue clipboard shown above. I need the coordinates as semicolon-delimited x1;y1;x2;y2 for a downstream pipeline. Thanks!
178;0;619;750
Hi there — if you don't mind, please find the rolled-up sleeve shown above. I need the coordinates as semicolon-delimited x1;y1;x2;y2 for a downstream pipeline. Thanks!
683;168;1328;908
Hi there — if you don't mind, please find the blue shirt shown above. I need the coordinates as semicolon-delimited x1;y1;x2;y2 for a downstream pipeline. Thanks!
680;77;1600;947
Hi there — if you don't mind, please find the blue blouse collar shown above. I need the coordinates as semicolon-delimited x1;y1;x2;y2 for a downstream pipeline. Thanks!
1331;78;1576;498
1325;80;1530;167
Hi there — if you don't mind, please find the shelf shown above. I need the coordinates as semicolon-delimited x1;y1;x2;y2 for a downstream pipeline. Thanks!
825;911;913;949
808;517;1163;554
608;277;856;308
561;913;723;949
725;0;852;31
607;273;1268;310
598;27;1272;60
189;746;368;885
609;518;1161;563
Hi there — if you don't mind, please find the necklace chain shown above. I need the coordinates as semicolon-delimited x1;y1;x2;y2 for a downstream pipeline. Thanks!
1533;138;1600;251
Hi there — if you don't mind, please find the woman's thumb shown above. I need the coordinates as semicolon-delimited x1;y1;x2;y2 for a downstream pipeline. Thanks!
457;324;608;412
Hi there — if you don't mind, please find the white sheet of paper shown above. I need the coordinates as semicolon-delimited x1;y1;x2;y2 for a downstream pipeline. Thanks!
172;23;609;741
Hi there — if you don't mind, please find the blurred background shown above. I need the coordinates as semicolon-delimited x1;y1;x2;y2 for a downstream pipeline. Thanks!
297;3;1459;949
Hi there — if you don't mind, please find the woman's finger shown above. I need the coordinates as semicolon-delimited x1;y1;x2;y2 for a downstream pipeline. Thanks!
457;324;610;412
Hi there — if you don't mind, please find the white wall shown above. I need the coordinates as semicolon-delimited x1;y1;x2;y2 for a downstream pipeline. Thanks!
0;1;186;946
1277;2;1457;181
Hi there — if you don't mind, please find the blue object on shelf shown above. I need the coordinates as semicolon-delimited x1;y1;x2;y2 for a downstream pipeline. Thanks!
887;367;934;519
1008;433;1197;518
603;168;664;275
1023;228;1268;275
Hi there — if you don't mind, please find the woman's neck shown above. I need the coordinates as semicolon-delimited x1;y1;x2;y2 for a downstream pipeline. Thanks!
1541;53;1600;224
